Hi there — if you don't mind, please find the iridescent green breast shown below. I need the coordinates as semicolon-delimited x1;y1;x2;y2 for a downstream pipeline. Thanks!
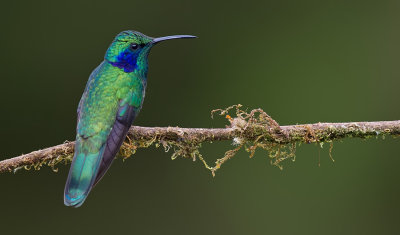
77;61;145;140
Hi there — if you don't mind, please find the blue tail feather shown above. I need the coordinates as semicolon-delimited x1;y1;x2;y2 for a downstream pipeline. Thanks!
64;141;105;207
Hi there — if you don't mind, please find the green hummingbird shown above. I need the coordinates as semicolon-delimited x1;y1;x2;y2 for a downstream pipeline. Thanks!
64;30;196;207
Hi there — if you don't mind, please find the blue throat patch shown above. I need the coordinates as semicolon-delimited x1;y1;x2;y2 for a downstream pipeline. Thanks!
108;49;140;73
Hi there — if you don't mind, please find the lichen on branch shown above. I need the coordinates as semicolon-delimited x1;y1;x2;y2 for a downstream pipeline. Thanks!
0;105;399;175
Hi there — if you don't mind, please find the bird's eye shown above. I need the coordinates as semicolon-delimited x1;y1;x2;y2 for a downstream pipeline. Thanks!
130;43;139;50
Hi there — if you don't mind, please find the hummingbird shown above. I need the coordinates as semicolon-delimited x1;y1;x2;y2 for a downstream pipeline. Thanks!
64;30;196;207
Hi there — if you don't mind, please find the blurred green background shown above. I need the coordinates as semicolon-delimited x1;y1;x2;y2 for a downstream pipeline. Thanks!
1;0;399;234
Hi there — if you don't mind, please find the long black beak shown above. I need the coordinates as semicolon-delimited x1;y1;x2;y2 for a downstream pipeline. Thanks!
152;35;197;44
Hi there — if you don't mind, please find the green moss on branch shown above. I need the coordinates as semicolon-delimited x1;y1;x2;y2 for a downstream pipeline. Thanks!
1;105;399;175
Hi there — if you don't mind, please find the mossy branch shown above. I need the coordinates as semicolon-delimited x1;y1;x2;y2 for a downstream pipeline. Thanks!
1;105;399;175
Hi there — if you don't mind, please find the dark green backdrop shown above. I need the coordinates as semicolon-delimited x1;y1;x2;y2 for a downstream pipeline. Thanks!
1;0;399;234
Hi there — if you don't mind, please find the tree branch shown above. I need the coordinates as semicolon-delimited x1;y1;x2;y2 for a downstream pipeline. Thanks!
1;105;399;175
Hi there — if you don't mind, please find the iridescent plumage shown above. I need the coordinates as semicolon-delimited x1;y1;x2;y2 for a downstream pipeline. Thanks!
64;30;196;207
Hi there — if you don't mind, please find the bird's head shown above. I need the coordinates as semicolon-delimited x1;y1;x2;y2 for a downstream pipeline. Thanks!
105;30;196;74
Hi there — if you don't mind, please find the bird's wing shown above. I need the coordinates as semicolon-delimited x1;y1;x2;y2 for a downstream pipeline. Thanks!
93;100;138;185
